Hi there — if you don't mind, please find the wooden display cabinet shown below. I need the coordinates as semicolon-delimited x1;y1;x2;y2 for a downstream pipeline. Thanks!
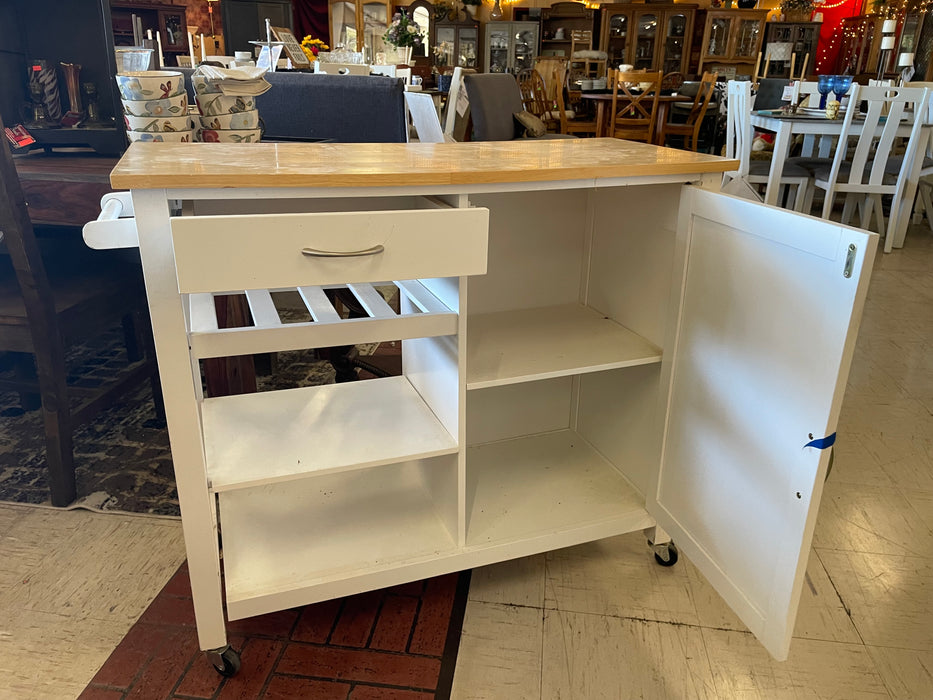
761;21;821;79
698;9;768;78
599;3;697;74
434;14;481;70
541;1;598;58
111;1;189;62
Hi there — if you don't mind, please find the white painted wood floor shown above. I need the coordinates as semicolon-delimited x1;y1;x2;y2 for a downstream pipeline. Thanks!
1;229;932;699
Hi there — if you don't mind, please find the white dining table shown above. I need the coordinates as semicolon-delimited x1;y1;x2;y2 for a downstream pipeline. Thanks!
750;109;930;248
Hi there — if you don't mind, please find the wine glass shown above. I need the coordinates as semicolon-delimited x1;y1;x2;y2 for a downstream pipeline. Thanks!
817;74;834;110
832;75;854;106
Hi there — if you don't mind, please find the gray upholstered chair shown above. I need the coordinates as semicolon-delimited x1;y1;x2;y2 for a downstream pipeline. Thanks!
463;73;576;141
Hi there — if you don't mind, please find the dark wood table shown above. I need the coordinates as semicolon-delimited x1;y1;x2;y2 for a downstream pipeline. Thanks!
580;92;693;144
12;150;118;227
12;149;257;397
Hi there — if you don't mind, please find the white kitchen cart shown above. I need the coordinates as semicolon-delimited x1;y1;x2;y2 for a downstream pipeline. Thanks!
94;139;876;674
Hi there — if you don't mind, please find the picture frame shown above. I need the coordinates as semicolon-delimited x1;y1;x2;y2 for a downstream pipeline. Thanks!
271;26;312;68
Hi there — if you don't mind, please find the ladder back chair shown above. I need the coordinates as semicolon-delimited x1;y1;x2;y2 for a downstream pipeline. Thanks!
609;70;663;143
659;71;718;151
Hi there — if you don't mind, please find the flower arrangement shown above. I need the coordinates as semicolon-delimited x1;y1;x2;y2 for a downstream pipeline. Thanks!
779;0;815;15
300;36;329;62
384;10;424;48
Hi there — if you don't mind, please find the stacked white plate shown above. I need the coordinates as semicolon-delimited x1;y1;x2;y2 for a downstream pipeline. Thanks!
192;75;261;143
117;71;194;143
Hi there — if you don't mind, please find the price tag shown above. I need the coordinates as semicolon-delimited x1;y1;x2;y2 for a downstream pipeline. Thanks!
456;86;469;117
781;85;795;102
4;124;36;148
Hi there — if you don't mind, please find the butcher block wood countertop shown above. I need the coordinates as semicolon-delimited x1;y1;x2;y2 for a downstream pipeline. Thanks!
110;139;737;190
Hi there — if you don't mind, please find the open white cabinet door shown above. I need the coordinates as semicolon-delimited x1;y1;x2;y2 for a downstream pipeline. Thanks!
650;188;877;661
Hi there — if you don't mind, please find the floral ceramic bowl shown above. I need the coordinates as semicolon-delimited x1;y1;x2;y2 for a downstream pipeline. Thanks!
198;109;259;130
116;71;184;101
192;75;223;96
127;129;193;143
124;114;196;132
195;93;256;116
197;127;261;143
122;93;188;117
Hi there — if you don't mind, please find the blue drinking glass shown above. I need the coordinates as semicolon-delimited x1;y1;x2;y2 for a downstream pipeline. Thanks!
817;74;834;110
832;75;853;104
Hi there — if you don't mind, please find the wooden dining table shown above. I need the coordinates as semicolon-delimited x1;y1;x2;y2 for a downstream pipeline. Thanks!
580;92;694;143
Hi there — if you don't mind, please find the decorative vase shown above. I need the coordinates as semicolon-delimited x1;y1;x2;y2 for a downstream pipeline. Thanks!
464;4;478;18
737;0;757;8
60;62;84;126
385;45;413;66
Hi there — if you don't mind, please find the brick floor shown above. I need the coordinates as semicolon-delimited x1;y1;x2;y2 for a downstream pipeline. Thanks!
80;563;470;700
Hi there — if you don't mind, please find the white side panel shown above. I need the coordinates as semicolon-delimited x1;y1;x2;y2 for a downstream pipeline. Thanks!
466;378;573;446
466;191;587;315
576;363;662;498
587;184;680;348
652;188;876;661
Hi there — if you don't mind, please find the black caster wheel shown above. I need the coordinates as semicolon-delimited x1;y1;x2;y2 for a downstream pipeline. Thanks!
653;542;679;567
211;647;241;677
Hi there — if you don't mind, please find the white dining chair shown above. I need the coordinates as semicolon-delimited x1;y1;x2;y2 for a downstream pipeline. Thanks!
724;80;811;212
444;67;474;141
811;84;930;252
895;82;933;240
404;91;447;143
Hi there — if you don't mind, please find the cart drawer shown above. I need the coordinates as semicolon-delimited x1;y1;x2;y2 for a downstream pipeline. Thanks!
170;207;489;294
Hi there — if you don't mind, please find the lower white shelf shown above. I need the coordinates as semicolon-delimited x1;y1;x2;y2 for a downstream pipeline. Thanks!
220;459;458;620
466;430;651;547
203;376;458;492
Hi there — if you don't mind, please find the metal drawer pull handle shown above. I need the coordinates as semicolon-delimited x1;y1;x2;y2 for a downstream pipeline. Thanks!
301;245;385;258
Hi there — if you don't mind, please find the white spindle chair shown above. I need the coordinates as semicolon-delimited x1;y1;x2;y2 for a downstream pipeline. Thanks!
811;84;930;252
724;80;811;211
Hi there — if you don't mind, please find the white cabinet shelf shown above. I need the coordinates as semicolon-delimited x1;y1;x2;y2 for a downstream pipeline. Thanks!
466;430;653;548
204;375;458;492
466;303;662;390
220;461;458;620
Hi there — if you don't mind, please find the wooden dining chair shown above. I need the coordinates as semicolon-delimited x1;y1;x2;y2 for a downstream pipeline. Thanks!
811;84;930;252
659;71;718;151
516;68;561;132
609;70;663;143
554;72;599;137
0;115;162;506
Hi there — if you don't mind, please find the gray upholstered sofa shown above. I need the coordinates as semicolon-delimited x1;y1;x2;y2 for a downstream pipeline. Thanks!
178;69;407;143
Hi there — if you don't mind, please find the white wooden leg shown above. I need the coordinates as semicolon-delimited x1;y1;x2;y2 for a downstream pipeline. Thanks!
792;180;809;213
803;181;816;215
133;191;228;652
645;524;671;546
840;193;856;225
872;194;887;248
921;182;933;233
